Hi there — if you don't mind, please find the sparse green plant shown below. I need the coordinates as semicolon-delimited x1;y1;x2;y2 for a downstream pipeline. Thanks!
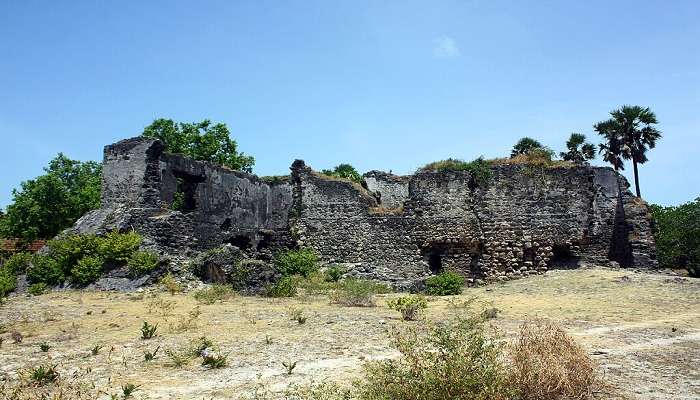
387;295;428;321
147;296;175;317
482;307;500;320
144;346;160;362
265;335;273;345
330;278;388;307
358;313;512;400
128;250;159;277
30;364;59;386
140;321;158;339
193;284;236;304
0;265;17;299
274;248;318;277
320;163;362;183
28;282;48;296
90;344;103;355
288;308;307;324
160;271;182;295
201;351;228;369
121;382;140;399
282;360;297;375
265;275;298;297
324;265;345;282
424;271;465;296
39;342;50;352
169;306;201;333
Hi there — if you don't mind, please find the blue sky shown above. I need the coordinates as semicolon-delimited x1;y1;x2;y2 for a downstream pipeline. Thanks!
1;0;698;207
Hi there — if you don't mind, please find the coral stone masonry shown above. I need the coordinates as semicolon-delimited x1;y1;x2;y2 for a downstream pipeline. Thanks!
71;137;657;288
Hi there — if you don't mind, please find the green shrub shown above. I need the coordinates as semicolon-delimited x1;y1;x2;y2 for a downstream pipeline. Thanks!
141;321;158;339
29;364;59;386
28;282;48;296
387;295;428;321
70;256;103;286
325;265;345;282
128;250;159;277
193;284;236;304
3;252;32;274
0;266;17;298
651;199;700;277
274;248;318;277
47;234;100;276
331;278;389;307
320;164;362;183
201;352;228;369
27;255;64;286
98;230;143;262
265;276;298;297
358;314;512;400
419;157;493;186
425;271;465;296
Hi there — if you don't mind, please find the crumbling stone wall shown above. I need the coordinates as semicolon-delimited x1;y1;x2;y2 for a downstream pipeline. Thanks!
71;137;657;288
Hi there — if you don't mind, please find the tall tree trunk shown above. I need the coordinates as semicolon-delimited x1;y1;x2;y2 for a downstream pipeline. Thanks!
632;159;641;198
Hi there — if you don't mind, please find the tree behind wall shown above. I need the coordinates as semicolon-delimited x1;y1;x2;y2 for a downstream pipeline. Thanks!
142;119;255;173
0;154;102;241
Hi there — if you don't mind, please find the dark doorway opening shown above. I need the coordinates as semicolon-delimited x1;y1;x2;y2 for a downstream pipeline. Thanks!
428;252;443;274
172;172;205;213
228;234;252;250
548;244;580;269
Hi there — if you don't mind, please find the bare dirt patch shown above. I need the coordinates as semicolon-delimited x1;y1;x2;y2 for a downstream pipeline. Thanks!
1;267;698;399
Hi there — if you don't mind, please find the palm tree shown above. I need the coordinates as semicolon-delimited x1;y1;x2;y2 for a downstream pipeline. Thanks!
594;105;661;198
560;133;596;164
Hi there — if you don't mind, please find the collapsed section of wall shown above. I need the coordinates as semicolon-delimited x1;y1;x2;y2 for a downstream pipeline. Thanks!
72;137;294;261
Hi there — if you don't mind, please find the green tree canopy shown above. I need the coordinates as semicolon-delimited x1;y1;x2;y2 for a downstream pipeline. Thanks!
0;154;102;240
321;164;362;183
560;133;596;164
511;137;544;157
142;119;254;172
594;105;661;197
651;199;699;277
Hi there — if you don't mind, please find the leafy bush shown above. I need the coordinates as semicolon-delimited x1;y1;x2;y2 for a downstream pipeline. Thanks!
274;248;318;277
128;250;159;277
265;276;298;297
30;364;60;386
160;272;182;295
325;265;345;282
3;252;32;274
330;278;388;307
358;314;512;400
28;282;48;296
387;295;428;321
70;256;103;286
509;319;598;400
47;234;100;276
424;271;465;296
651;199;700;277
321;164;362;183
419;157;493;186
27;255;64;286
193;284;236;304
98;230;142;262
511;137;544;157
0;266;17;298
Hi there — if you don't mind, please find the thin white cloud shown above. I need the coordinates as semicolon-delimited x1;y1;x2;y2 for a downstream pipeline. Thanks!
433;36;460;58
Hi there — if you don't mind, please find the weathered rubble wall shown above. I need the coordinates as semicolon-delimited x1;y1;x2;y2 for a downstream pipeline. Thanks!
291;160;657;288
72;136;657;288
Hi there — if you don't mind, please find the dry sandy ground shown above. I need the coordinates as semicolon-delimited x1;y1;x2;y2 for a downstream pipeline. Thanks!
0;267;698;399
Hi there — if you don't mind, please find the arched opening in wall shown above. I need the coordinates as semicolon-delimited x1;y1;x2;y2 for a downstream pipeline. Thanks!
548;244;580;269
228;234;252;250
428;253;443;274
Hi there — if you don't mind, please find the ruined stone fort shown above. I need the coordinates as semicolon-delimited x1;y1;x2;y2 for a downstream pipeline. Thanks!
73;137;657;288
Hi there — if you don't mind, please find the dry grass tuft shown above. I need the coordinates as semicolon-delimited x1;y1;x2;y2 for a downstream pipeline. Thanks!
368;205;404;215
509;318;599;400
